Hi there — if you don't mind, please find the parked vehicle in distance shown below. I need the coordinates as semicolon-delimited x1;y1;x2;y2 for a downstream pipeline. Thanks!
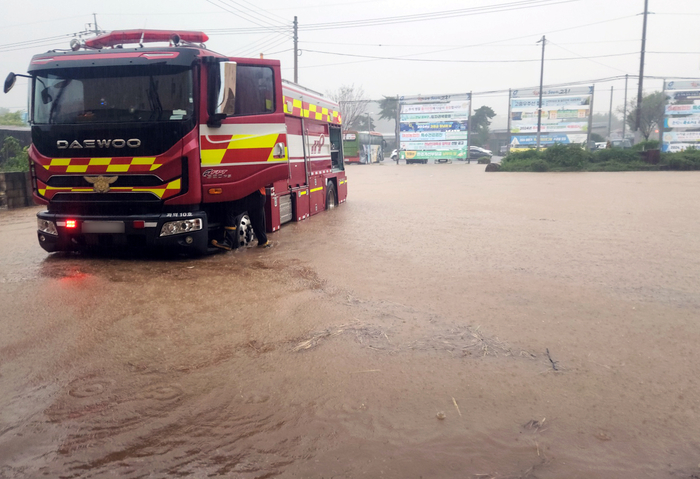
594;142;607;150
468;146;493;159
611;139;632;149
343;131;385;164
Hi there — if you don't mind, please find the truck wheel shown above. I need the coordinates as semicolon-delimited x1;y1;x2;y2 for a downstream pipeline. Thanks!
326;183;337;210
235;213;255;248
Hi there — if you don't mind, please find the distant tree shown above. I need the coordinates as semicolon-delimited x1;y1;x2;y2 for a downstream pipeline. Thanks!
470;106;496;147
590;132;605;142
351;114;375;131
617;91;666;141
592;113;623;133
0;137;28;172
1;136;22;162
378;95;398;135
0;110;26;126
327;84;369;133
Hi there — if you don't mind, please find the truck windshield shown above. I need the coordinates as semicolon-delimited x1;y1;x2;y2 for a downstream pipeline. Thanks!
33;66;193;125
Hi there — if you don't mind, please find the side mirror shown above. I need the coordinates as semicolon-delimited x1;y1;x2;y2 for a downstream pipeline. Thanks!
207;113;226;128
41;88;53;104
3;72;16;94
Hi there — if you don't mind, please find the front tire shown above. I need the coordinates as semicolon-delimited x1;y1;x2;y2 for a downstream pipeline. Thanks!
235;213;255;248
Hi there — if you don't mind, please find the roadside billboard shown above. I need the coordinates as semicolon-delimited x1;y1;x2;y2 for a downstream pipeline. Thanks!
398;93;471;162
663;80;700;152
509;86;593;151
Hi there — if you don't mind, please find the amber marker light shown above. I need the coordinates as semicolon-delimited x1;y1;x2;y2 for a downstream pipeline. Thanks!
209;188;223;195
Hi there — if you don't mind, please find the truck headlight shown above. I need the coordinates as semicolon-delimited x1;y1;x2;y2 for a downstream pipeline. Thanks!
160;218;202;237
37;219;58;235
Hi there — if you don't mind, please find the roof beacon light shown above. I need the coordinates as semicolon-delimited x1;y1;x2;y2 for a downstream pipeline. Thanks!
84;30;209;49
70;39;81;51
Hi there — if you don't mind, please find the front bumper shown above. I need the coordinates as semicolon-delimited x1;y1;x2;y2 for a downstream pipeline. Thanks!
36;211;209;254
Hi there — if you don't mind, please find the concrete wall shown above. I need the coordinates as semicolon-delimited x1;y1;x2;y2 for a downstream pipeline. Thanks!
0;126;32;148
0;171;34;209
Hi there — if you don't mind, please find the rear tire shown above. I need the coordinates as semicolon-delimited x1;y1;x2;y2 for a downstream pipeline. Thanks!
326;183;337;210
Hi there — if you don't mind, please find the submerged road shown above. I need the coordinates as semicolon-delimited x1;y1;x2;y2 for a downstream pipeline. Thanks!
2;161;700;478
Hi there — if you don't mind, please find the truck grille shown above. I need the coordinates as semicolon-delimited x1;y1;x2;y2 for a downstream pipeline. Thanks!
46;175;166;188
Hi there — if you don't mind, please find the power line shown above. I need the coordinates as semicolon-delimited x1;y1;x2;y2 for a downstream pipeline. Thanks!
229;0;289;24
0;32;85;53
300;48;639;63
235;34;292;58
299;0;582;30
548;40;629;74
205;0;289;30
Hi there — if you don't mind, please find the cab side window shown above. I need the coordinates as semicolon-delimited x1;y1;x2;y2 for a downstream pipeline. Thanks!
235;66;274;115
214;63;274;117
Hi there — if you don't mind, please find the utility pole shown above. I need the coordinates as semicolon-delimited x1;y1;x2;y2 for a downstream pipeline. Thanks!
395;95;401;155
507;89;512;154
92;13;100;34
623;74;629;141
293;16;299;84
536;35;546;150
635;0;649;132
608;86;614;138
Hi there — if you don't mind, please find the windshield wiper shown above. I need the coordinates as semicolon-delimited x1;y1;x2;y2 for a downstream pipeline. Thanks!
48;78;72;123
147;76;163;120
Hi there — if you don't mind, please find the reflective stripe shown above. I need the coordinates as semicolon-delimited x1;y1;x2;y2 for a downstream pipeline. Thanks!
44;157;159;173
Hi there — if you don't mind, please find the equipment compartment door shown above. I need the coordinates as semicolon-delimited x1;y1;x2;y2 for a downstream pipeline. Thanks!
286;116;307;187
308;176;324;216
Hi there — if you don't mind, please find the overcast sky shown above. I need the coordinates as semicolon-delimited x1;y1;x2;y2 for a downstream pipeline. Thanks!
2;0;699;129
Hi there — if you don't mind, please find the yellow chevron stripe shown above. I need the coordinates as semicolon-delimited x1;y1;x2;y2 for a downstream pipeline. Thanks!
226;133;279;150
88;158;112;165
131;157;156;165
49;158;70;166
201;149;226;164
106;164;130;173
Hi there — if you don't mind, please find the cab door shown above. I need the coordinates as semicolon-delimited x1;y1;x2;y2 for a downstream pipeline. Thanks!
200;60;288;203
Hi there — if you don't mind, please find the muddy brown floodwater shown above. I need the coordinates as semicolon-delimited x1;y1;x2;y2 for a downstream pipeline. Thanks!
1;161;700;479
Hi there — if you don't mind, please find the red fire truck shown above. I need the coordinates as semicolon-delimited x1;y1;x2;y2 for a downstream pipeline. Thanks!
3;29;347;254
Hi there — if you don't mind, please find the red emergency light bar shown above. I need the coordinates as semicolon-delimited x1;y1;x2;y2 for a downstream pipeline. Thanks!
84;30;209;49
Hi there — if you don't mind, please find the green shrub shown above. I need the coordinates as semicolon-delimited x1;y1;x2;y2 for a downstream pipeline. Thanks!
0;145;29;172
530;160;549;172
632;140;660;151
592;148;640;164
499;158;537;172
502;148;543;163
543;143;591;168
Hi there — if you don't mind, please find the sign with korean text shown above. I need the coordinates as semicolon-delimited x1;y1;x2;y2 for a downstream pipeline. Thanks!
399;92;471;161
663;79;700;152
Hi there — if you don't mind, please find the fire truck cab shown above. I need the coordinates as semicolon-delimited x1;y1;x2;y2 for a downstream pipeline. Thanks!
4;29;347;254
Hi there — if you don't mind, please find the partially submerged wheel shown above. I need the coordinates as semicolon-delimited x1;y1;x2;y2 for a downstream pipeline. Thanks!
326;182;337;210
235;213;255;248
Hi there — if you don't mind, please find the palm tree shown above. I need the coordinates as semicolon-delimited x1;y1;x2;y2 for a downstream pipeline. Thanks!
378;96;399;146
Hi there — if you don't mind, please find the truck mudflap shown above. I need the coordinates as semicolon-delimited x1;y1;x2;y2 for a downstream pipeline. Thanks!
35;211;209;255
